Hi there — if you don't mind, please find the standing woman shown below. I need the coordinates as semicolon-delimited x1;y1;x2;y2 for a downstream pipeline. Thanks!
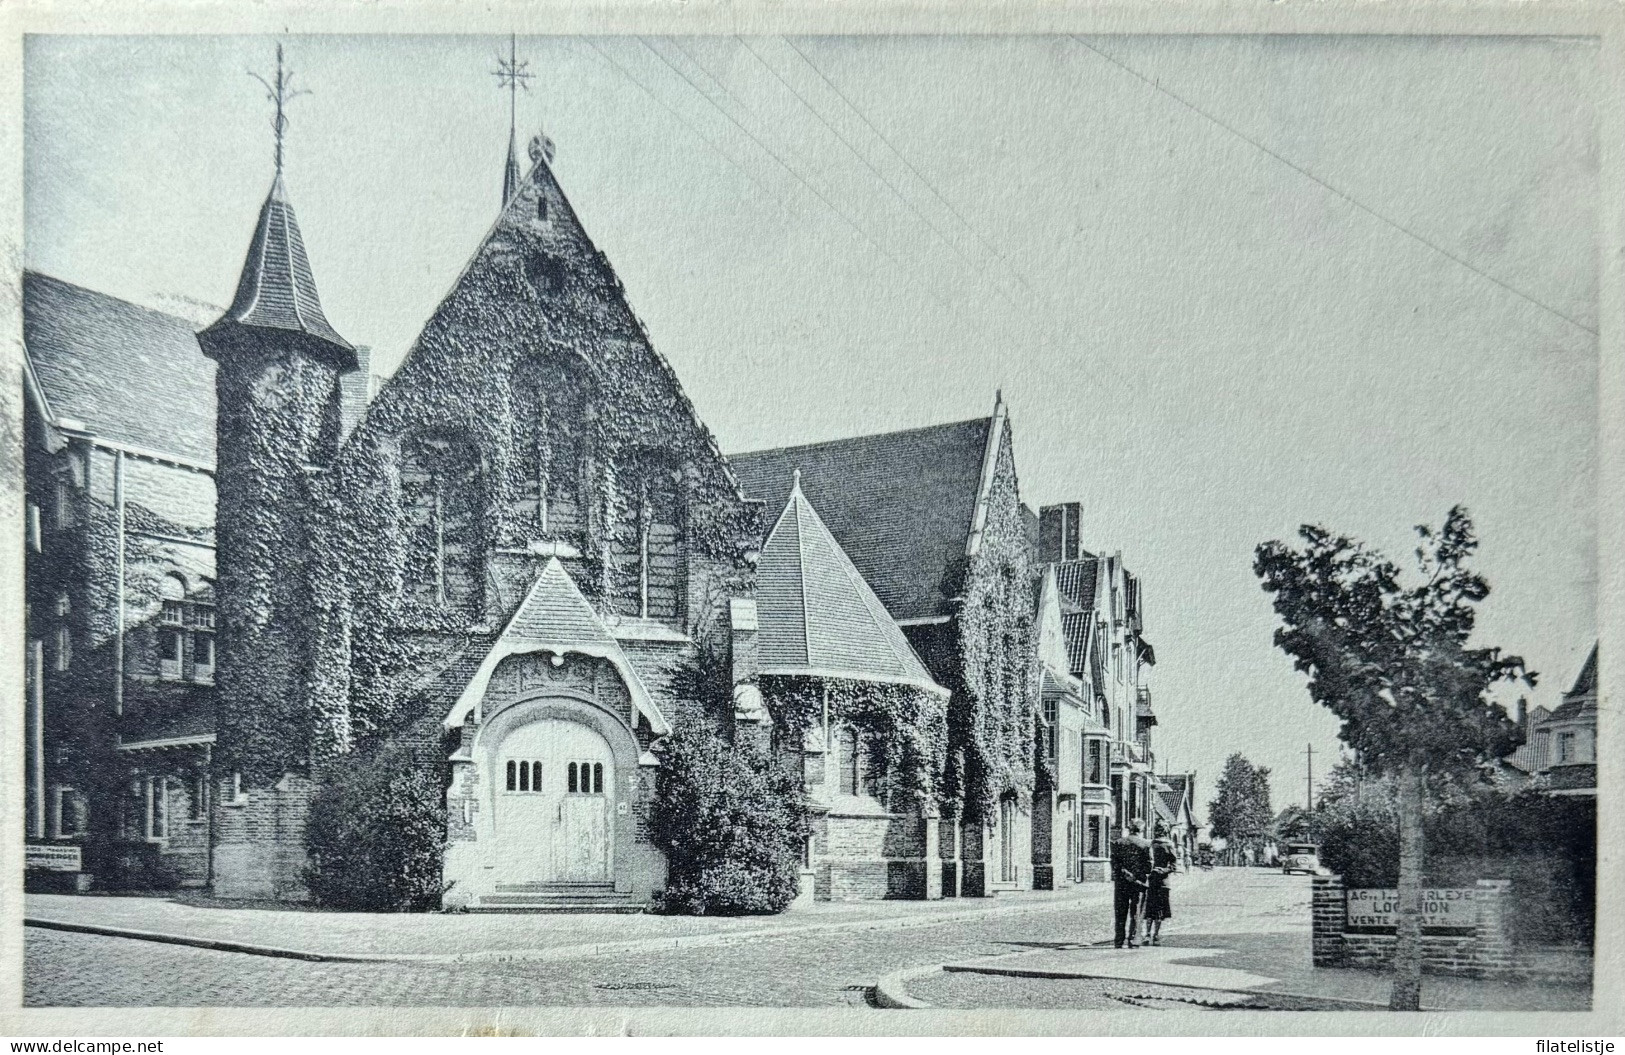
1146;827;1177;945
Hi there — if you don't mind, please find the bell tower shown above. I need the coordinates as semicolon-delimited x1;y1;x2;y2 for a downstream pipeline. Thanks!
198;44;356;899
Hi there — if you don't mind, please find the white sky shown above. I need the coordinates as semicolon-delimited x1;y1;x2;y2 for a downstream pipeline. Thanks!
25;34;1599;819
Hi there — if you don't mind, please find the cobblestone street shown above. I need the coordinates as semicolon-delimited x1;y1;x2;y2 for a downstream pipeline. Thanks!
24;869;1590;1011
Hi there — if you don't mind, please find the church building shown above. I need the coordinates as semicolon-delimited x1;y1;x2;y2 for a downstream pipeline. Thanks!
22;47;1172;909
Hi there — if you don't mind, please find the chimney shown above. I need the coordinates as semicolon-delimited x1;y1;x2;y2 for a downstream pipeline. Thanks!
1515;696;1528;733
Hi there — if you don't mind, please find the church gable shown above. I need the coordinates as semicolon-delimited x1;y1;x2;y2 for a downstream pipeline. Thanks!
318;151;761;741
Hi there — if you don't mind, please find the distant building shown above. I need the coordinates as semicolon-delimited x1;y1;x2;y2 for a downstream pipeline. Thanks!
1505;645;1598;797
1157;772;1198;869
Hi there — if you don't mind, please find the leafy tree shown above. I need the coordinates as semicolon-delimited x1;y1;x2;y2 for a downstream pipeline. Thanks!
1255;506;1528;1009
649;716;809;915
1208;753;1273;859
305;737;448;911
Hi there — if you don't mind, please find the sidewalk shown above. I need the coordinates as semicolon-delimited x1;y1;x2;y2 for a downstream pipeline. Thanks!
24;883;1112;963
897;926;1592;1011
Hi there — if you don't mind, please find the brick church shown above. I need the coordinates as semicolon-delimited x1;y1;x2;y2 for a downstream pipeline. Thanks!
22;56;1166;908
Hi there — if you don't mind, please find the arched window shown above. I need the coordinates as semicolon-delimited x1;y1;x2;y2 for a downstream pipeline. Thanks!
518;760;530;792
400;433;484;613
511;360;590;545
506;760;517;791
592;762;603;794
531;761;543;791
568;761;578;793
838;728;860;796
609;451;686;621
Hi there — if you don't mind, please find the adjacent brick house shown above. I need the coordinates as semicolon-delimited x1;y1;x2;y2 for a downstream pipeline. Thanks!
731;396;1041;897
1039;501;1161;876
1504;645;1598;798
753;473;950;900
22;273;223;889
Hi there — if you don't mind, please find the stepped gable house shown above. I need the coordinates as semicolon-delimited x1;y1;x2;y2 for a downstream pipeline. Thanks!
730;398;1043;898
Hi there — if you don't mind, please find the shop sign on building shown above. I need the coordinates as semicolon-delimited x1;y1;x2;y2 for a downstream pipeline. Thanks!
1346;886;1475;932
25;844;82;872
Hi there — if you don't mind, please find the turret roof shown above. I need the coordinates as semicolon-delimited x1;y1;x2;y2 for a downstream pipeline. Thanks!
203;174;355;368
756;472;945;694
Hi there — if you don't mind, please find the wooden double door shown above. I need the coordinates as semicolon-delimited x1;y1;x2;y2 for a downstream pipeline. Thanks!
495;717;614;884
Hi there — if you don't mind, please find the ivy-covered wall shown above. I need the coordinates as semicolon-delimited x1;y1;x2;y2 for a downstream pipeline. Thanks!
937;420;1039;828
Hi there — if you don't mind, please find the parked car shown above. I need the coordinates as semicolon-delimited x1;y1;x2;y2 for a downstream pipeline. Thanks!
1281;842;1323;875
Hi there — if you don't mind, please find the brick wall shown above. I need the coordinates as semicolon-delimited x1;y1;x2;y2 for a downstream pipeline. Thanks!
1314;875;1523;979
816;810;933;900
211;773;316;900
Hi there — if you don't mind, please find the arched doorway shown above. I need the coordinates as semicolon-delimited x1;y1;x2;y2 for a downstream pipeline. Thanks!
493;717;614;885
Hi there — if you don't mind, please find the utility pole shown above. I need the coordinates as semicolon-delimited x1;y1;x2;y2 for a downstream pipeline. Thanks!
1306;742;1314;811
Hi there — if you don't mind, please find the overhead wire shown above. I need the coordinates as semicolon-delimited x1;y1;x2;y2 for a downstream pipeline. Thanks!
1067;35;1596;338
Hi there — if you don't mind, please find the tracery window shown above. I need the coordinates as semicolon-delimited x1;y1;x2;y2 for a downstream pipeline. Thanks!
512;361;591;545
401;433;484;613
609;451;686;622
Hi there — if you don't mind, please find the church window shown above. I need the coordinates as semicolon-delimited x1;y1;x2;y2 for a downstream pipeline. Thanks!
837;728;861;796
532;761;543;790
401;433;484;614
568;762;578;793
190;774;208;821
512;362;590;545
610;452;686;622
592;762;604;794
519;761;531;792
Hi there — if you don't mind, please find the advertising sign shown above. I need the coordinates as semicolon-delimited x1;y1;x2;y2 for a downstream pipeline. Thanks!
26;844;82;872
1346;887;1475;932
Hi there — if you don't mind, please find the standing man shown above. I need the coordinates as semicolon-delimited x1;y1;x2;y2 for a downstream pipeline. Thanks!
1111;819;1152;948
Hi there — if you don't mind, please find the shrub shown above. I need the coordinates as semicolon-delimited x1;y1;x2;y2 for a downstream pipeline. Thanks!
304;737;447;911
650;716;809;915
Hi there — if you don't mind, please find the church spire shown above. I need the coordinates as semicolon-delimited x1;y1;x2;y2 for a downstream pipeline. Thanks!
492;34;532;207
202;43;354;371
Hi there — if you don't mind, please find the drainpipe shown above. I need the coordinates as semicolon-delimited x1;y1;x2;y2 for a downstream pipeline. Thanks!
113;449;126;716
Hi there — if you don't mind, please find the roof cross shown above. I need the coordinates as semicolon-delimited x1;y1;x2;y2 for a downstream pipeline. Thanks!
249;43;311;176
491;34;532;142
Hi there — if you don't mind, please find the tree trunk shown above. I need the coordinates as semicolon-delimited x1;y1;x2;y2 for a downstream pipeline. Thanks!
1390;760;1425;1010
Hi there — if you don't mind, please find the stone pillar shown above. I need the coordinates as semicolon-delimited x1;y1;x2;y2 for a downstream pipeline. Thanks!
1312;874;1346;968
923;807;943;900
939;815;961;898
1473;879;1516;979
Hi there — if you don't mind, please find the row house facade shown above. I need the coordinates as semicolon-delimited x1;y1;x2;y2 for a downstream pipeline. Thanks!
1039;502;1162;874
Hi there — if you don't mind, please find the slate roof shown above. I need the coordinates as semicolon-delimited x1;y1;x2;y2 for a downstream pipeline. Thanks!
1158;789;1184;820
24;272;217;465
202;174;354;367
444;558;667;733
1053;558;1100;674
1060;613;1092;675
729;417;993;621
756;474;944;692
